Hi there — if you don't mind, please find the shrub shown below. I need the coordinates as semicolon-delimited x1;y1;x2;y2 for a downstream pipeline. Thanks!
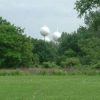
64;49;77;57
92;62;100;69
42;62;58;68
61;57;81;68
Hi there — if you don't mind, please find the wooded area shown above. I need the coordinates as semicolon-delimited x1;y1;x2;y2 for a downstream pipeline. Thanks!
0;0;100;69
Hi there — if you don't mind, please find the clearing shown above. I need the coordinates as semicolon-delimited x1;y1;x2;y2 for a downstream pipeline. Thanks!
0;75;100;100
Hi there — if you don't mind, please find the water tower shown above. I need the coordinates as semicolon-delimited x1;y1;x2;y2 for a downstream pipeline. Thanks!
40;25;50;41
52;31;61;41
52;26;61;42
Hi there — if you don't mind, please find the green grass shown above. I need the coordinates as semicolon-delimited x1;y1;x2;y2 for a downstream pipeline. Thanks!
0;75;100;100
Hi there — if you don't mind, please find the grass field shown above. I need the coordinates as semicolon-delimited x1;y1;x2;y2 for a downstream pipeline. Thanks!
0;75;100;100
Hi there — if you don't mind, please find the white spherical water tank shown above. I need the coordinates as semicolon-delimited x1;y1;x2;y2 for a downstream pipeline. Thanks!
52;31;61;41
40;25;50;37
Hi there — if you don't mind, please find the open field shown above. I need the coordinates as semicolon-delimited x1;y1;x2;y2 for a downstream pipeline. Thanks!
0;75;100;100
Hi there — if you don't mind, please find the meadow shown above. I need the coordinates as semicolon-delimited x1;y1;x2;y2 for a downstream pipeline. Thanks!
0;75;100;100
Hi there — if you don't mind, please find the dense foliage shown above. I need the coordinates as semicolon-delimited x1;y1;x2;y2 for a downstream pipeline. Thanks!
0;0;100;69
0;17;33;68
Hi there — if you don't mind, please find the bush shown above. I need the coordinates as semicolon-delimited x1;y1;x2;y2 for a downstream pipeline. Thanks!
64;49;77;57
61;57;81;68
92;62;100;69
34;64;42;68
42;62;58;68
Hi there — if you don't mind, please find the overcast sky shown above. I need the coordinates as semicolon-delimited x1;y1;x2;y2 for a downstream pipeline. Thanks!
0;0;84;39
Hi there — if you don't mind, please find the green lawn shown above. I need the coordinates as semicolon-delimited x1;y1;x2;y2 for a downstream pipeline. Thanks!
0;75;100;100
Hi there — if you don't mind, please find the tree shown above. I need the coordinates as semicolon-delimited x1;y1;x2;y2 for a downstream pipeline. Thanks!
32;39;57;64
58;32;80;56
78;37;100;65
85;10;100;31
0;17;33;68
75;0;100;16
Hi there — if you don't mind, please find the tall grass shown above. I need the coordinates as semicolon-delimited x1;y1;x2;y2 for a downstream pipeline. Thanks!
0;67;100;76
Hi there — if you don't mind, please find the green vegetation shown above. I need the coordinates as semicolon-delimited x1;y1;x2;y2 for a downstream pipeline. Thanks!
0;75;100;100
75;0;100;16
0;1;100;99
0;0;100;70
0;17;33;68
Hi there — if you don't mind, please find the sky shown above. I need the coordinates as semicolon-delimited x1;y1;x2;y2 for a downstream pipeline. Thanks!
0;0;84;39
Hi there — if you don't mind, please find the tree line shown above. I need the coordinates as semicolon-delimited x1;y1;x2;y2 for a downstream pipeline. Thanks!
0;0;100;69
